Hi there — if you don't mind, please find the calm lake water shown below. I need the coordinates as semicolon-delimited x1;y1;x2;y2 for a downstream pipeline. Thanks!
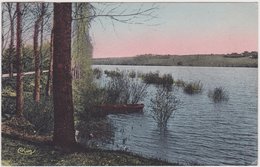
86;65;258;165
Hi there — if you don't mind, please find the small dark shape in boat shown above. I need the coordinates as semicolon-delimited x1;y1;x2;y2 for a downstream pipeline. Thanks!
95;104;144;116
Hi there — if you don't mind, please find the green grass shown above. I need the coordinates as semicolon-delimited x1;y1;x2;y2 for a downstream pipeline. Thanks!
2;135;174;166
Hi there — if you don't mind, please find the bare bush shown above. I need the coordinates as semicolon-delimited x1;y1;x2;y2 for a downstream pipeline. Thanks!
150;86;181;128
129;79;149;104
105;74;130;104
104;72;149;104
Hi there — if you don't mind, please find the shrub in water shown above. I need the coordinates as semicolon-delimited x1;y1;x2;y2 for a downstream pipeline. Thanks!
104;73;130;104
128;70;136;79
174;79;186;87
104;69;122;78
129;80;149;104
104;72;149;105
93;68;102;79
208;87;229;103
161;74;174;90
150;86;181;128
183;81;203;94
142;72;174;90
137;71;143;78
142;71;160;84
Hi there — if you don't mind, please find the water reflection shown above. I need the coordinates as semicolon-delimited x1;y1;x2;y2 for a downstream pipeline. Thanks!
81;65;258;165
150;127;172;159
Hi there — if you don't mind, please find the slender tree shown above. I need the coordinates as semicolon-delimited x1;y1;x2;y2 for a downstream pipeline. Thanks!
6;3;16;77
15;2;24;116
39;3;45;73
53;3;76;147
2;5;6;54
34;3;46;102
46;28;53;97
33;17;40;102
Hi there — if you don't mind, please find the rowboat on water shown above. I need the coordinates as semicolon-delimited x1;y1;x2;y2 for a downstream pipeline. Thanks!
94;103;144;116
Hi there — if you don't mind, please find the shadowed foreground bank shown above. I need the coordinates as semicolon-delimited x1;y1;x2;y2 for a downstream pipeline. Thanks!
2;135;175;166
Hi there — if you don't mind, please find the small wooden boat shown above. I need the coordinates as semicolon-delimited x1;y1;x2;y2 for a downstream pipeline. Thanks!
95;103;144;116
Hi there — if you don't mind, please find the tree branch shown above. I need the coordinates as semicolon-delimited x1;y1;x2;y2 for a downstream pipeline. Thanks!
72;3;158;26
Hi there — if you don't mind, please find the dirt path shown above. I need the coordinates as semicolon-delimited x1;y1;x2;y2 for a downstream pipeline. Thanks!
2;70;49;78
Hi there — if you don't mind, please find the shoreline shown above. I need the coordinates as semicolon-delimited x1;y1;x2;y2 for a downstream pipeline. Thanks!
93;63;258;68
92;54;258;68
2;134;176;166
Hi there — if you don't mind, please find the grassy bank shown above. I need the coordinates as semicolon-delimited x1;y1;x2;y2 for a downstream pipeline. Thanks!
2;135;174;166
92;54;258;67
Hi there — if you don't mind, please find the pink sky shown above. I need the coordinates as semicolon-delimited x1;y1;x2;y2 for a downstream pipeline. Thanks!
91;3;258;58
93;30;257;58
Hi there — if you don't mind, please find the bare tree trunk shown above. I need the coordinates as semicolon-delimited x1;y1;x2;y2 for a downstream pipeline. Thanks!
2;34;3;55
34;3;46;102
46;28;53;97
7;3;14;77
2;9;4;55
39;3;45;73
9;20;14;77
53;3;76;147
15;2;24;116
34;20;40;102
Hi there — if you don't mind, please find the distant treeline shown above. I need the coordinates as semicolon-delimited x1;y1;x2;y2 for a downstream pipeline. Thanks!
92;51;258;68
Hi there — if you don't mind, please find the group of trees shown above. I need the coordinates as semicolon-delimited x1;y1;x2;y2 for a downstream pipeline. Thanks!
2;2;76;147
2;2;157;148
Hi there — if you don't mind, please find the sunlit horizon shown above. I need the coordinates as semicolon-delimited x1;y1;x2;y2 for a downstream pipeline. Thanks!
93;50;258;59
